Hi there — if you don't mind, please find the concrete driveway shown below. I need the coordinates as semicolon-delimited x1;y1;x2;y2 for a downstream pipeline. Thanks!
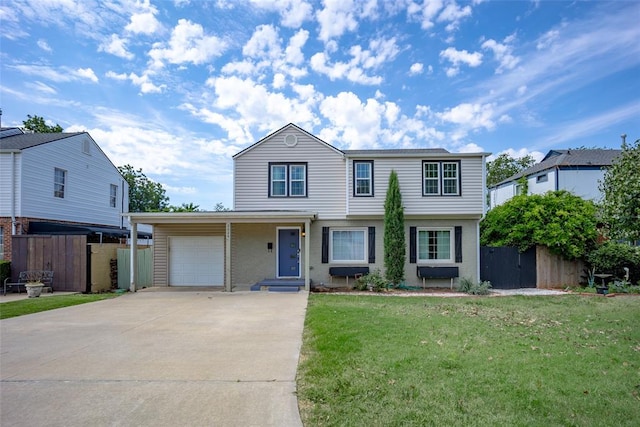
0;290;308;427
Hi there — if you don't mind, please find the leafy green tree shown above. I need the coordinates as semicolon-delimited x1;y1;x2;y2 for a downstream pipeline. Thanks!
384;170;405;286
480;190;598;260
214;202;230;211
165;203;201;212
22;114;63;133
598;138;640;241
118;165;169;212
486;153;535;188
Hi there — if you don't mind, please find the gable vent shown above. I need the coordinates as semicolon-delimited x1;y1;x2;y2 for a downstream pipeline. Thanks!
284;134;297;147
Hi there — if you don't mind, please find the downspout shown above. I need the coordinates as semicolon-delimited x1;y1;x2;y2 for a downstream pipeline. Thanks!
11;152;16;235
344;155;349;214
479;154;488;282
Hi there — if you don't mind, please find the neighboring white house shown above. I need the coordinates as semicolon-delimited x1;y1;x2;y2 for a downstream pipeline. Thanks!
488;149;621;209
0;127;130;260
127;123;489;291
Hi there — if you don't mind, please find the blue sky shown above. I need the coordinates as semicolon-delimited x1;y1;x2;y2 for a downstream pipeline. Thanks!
1;0;638;209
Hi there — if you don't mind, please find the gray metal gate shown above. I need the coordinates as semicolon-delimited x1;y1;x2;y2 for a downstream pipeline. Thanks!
480;246;536;289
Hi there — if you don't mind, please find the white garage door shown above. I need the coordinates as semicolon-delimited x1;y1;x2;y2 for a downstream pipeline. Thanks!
169;236;224;286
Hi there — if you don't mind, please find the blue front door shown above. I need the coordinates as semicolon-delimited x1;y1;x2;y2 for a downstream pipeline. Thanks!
278;229;300;277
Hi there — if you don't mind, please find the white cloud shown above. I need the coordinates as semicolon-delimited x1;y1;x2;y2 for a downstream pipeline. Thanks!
272;73;286;88
489;148;544;163
127;72;165;93
250;0;313;28
106;70;165;93
439;46;482;76
202;75;320;139
37;39;52;52
99;34;134;60
318;91;444;149
409;62;424;75
437;103;497;130
316;0;360;42
243;24;281;59
148;19;228;69
481;34;519;73
75;68;99;82
536;29;559;50
437;1;472;32
24;81;57;94
310;37;399;85
125;0;162;35
284;29;309;65
9;64;98;83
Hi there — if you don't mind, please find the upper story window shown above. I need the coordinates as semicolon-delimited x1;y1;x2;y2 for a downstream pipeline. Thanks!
536;174;548;183
354;160;373;196
330;228;367;263
110;184;118;208
269;163;307;197
82;139;91;155
423;161;460;196
417;227;453;263
54;168;66;198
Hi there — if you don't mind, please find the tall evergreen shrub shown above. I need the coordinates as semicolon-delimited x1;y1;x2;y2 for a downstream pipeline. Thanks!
384;170;405;286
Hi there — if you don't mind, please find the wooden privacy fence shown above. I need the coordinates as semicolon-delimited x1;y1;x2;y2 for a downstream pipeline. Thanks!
117;248;153;289
10;235;88;292
481;245;585;289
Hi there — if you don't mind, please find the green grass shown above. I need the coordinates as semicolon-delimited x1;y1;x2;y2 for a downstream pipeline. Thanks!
297;295;640;426
0;293;121;319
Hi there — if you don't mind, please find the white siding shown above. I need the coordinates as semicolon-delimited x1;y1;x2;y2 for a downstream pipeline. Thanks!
348;156;485;217
18;134;127;226
0;153;22;216
234;128;347;219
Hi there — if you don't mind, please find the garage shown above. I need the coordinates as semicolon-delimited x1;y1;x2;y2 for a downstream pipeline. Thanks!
169;236;224;286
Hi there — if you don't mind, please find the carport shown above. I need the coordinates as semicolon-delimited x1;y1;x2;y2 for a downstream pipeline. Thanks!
126;211;316;292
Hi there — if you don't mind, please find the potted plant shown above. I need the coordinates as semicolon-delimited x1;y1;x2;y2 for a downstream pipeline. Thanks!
24;271;45;298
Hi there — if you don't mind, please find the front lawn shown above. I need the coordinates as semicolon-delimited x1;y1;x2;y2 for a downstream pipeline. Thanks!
0;293;121;319
297;294;640;426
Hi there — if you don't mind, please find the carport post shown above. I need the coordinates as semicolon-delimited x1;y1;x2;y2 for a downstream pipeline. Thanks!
130;222;137;292
225;222;232;292
304;219;310;291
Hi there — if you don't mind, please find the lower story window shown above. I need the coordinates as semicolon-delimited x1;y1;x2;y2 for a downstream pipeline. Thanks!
418;228;453;262
330;228;366;262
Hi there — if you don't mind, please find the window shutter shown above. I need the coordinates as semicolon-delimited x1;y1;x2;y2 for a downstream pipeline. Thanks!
322;227;329;263
455;226;462;263
409;226;417;264
368;226;375;263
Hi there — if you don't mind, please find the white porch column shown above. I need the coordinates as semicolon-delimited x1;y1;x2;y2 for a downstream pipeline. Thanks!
304;219;310;291
129;222;138;292
225;222;232;292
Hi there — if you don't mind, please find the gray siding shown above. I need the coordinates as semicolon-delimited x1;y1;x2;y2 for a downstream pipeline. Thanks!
12;135;127;226
234;128;347;219
348;156;485;216
0;153;22;216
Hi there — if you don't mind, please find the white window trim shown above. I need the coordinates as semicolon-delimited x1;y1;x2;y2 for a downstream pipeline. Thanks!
54;168;66;199
110;184;118;208
442;162;460;195
269;163;307;197
270;164;287;197
354;161;373;196
423;162;440;195
417;227;454;264
289;165;306;197
329;227;368;264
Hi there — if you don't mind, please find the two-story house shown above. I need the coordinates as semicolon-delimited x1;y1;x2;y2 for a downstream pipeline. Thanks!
488;149;621;209
0;128;130;261
126;123;488;291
